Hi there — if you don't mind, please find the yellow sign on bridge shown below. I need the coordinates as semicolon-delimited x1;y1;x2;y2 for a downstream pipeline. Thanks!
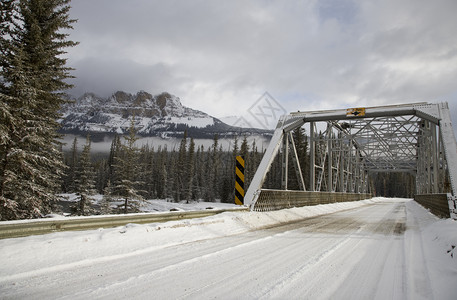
346;107;366;117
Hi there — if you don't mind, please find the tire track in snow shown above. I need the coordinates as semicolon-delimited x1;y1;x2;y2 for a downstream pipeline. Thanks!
321;202;407;299
404;201;434;300
255;203;390;299
179;215;371;299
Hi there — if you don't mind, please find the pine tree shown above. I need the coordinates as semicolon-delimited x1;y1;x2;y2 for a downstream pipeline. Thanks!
138;144;154;199
0;0;30;219
248;139;260;188
74;135;95;215
0;1;16;82
100;179;114;215
155;146;168;199
176;130;188;201
240;135;249;185
193;145;204;200
63;137;78;192
186;137;195;203
0;0;17;216
208;135;221;202
107;134;121;185
240;135;249;158
113;117;144;214
94;158;108;194
0;0;77;220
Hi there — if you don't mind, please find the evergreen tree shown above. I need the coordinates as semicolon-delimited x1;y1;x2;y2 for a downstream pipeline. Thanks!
248;139;260;188
94;158;108;194
193;145;204;200
176;130;188;201
240;135;249;159
138;144;154;198
207;135;221;201
239;135;249;187
0;0;16;83
107;134;121;185
232;136;239;157
100;179;114;215
186;137;195;202
113;117;144;214
63;137;78;192
0;0;77;220
155;146;168;199
74;135;95;215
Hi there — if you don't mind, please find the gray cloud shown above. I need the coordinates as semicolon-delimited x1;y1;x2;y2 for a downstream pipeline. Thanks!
66;0;457;122
69;57;178;97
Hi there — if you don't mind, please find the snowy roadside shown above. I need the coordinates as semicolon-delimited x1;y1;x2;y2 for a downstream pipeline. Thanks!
2;197;240;225
0;197;456;296
406;200;457;299
57;193;240;213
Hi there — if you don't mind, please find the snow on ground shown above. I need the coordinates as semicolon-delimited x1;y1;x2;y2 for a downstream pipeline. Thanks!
56;193;239;215
1;199;378;276
0;197;456;299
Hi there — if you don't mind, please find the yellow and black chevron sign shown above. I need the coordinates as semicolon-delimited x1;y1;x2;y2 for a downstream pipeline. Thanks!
235;155;245;205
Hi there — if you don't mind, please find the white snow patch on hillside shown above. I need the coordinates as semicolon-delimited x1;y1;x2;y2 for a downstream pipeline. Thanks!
168;116;214;128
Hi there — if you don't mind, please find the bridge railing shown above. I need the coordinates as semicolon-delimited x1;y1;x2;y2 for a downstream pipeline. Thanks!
252;189;372;212
414;193;456;219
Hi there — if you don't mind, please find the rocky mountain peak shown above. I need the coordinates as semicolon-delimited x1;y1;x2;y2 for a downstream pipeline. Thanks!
112;91;132;104
59;90;273;140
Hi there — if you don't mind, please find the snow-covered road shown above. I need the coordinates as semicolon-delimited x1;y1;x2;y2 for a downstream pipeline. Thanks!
1;198;456;299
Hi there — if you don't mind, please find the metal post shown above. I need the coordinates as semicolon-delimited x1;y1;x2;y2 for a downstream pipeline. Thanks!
431;123;439;193
288;132;306;191
281;133;289;190
309;121;315;191
327;124;333;192
339;134;345;192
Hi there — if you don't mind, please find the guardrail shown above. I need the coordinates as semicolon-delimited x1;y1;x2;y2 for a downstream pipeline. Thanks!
0;207;248;239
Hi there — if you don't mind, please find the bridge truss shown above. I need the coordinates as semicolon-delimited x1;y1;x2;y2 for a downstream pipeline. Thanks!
245;102;457;218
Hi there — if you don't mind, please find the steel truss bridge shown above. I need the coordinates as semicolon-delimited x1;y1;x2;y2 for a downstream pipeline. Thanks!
245;102;457;218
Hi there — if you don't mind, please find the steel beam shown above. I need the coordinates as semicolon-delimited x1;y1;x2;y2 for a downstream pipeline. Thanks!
288;132;306;191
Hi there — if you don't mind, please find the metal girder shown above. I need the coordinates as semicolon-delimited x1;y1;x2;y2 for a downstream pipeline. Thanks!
288;132;306;191
244;116;286;207
244;102;457;218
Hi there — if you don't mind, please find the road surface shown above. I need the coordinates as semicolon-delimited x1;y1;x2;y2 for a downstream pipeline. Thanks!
0;199;443;299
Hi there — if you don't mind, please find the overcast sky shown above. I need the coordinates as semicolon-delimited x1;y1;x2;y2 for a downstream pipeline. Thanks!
65;0;457;124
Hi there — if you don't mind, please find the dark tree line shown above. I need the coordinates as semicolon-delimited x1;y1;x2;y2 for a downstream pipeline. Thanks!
371;172;415;198
59;126;309;215
61;125;266;214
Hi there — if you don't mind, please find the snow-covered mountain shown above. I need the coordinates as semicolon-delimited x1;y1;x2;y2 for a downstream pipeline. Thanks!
59;91;272;140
